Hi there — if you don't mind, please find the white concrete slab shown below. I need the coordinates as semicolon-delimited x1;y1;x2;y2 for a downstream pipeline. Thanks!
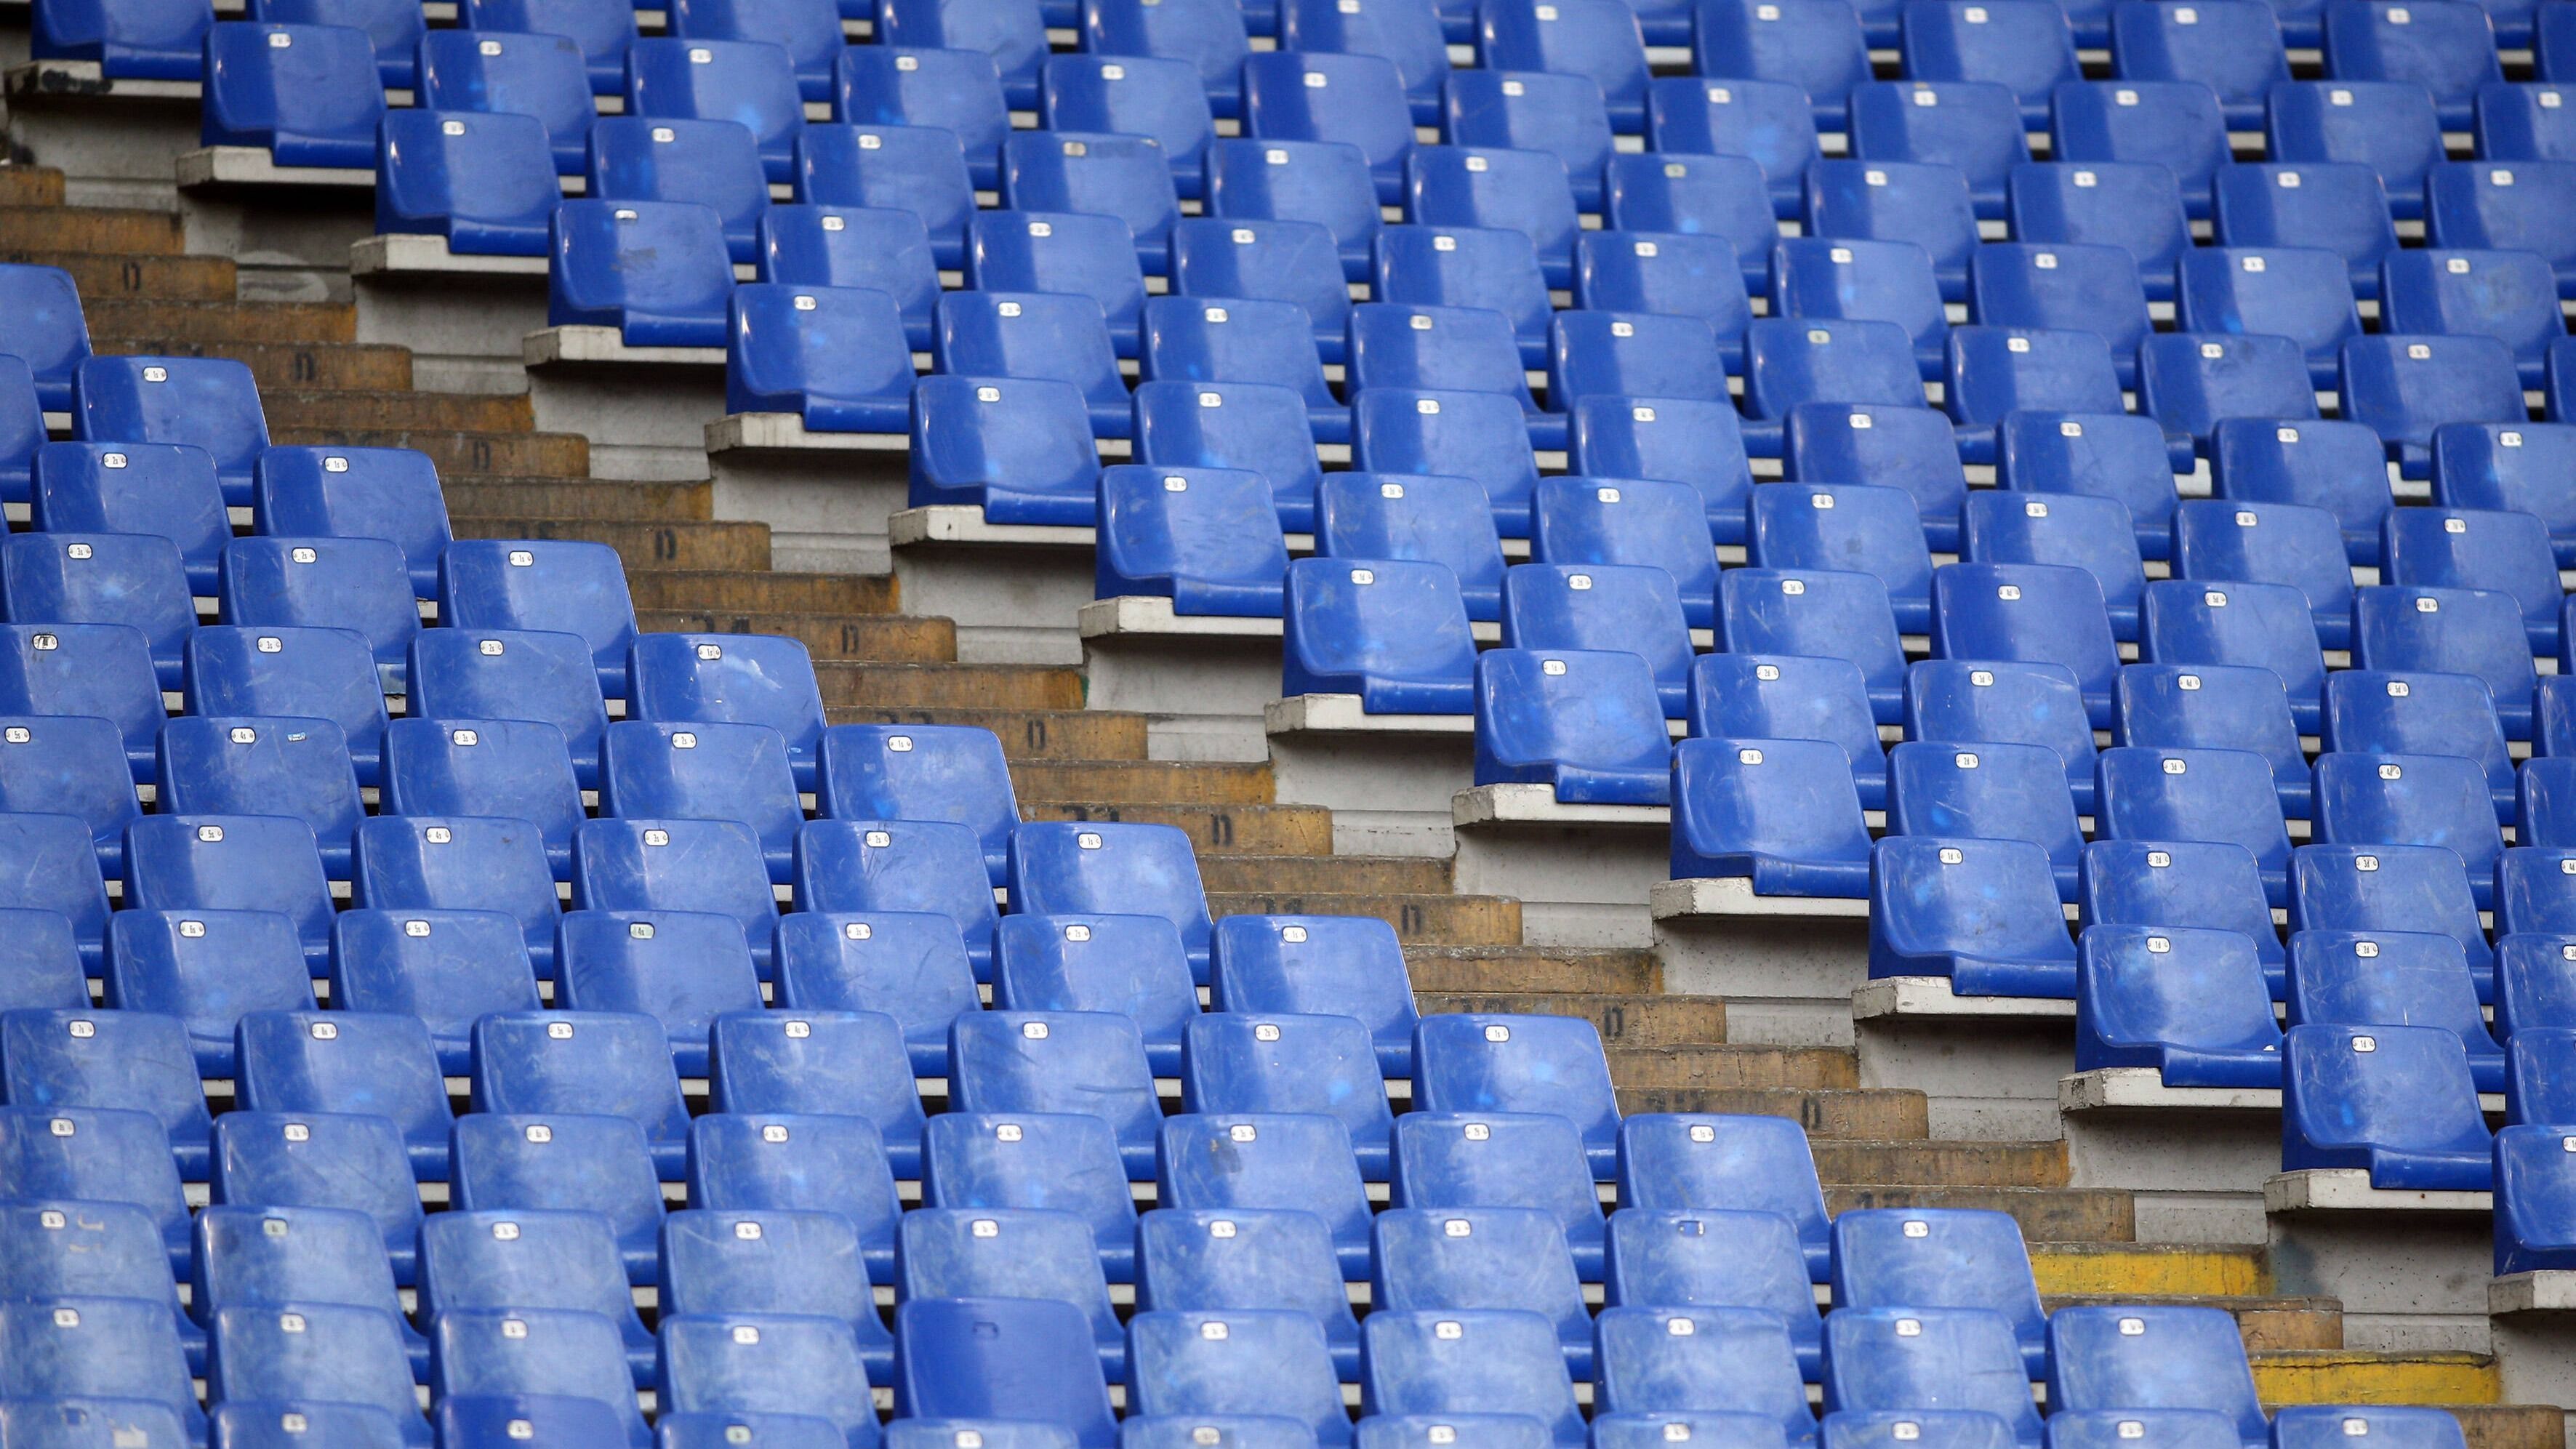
524;324;723;369
2492;1272;2576;1314
2265;1169;2492;1213
1852;975;2074;1021
1649;875;1869;920
176;145;370;190
350;232;550;278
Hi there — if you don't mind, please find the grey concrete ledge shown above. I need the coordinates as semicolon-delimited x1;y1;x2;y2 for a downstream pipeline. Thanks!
1851;975;2076;1021
704;412;907;455
2060;1067;2281;1113
177;145;371;190
1649;875;1870;921
2491;1271;2576;1314
1078;595;1282;641
1452;782;1669;830
7;61;201;100
1262;693;1474;738
524;325;723;369
2264;1168;2492;1213
350;232;550;278
888;505;1091;550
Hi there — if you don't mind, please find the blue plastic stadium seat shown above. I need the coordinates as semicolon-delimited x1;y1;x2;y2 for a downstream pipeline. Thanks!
420;28;594;172
1157;1110;1375;1278
437;541;634;699
952;1010;1163;1176
124;811;334;976
1690;654;1886;812
1313;473;1504;622
1905;660;2098;814
236;1009;451;1181
2541;675;2576;755
897;1421;1080;1449
1592;1306;1811;1446
1204;138;1385;281
1869;835;2077;997
0;364;39;508
470;1009;693;1182
2207;418;2394;565
1177;1011;1388;1179
2007;161;2193;301
2323;0;2497;129
2171;500;2356;653
349;816;561;979
2077;842;2281;998
1573;234;1753;368
1601;1206;1822;1380
1479;0;1648;129
1821;1308;2040;1449
2138;578;2328;734
2501;846;2576;938
1943;328;2128;463
934;291;1131;441
1281;557;1479;715
660;1311;886;1449
814;724;1015;891
1827;1413;2019;1449
2292;1020;2496;1181
380;718;584;881
31;0;208;76
755;203;937;356
2287;928;2502;1091
2524;758;2576;846
2112;0;2286;127
922;1112;1138;1280
2430;160;2576;296
217;538;416;689
2500;1120;2576;1270
1171;220;1352;366
1669;736;1873;896
1962;492;2146;643
1367;226;1557;369
1715;567;1908;726
547;200;734;349
1139;297;1343;443
834;47;1008;194
2077;923;2284;1085
449;1112;666;1283
2095;744;2294;910
2509;1027;2576;1123
1360;1310;1583;1449
725;283;914;434
327;915;535;1083
2432;422;2576;564
1128;1310;1349;1447
201;22;385;169
2476;81;2576;160
428;1308;649;1446
627;631;823;788
0;1201;189;1367
601;721;800;882
669;1211;886;1384
0;1295;204;1440
2043;1307;2265;1449
2266;80;2444;222
1967;243;2151;389
1691;0;1871;126
1392;1109;1605;1276
209;1109;423;1281
2342;333;2527;478
2050;80;2228;222
0;911;92;1012
0;274;85;416
377;109;564;256
2292;840;2495;993
244;0;427;83
0;814;108;972
1;1008;214;1179
999;138;1180;282
1986;412;2175;562
2137;334;2320;459
1241;52;1418;206
1413;1013;1618;1181
569;819;777;975
2324;670;2513;824
554;911;765;1072
1136;1210;1361;1385
1131;380;1326;531
2274;1410;2468;1449
2352;584;2539;739
683;1114;902;1297
1096;465;1291;616
72;356;269;507
710;1008;927;1179
668;0;838;102
1561;396;1751;544
1277;0;1448;121
1084;0;1248;113
1739;321;1929;454
995;915;1196;1075
1802;161;1978;303
1849;81;2025;220
1614;1113;1831;1280
1442;71;1614;214
1208;914;1418;1075
1929;562;2119;729
623;36;800;182
901;1207;1120;1377
894;1299;1119;1449
1771;239;1946;379
31;443;226;601
1634;95;1813;224
1889;740;2085;900
1349;389;1545;534
2383;249;2563;388
1830;1208;2045;1376
0;1105;192;1272
1900;0;2077;124
2176;246;2362;386
1006;820;1209;976
206;1301;428;1445
2211;163;2399;304
1525;478;1717;631
461;0;635;92
250;445;450;598
791;821;997;982
1745;483;1932;635
2497;931;2576;1036
906;376;1100;526
2;533;190;694
2383;506;2564;653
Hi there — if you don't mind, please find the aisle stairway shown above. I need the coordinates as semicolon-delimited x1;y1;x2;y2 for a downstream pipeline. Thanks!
0;156;2559;1449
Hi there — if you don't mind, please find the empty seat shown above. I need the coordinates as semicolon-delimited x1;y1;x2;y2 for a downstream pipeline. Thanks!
349;818;561;976
667;0;839;100
102;908;313;1075
906;376;1101;527
209;1110;423;1282
2274;1410;2470;1449
2212;162;2400;302
1821;1308;2040;1449
72;356;268;507
0;910;94;1014
1634;95;1813;221
1204;137;1385;281
1273;0;1448;124
2290;841;2495;991
0;1202;188;1365
2139;579;2328;734
157;718;363;883
1902;0;2077;123
419;27;595;173
1348;389;1545;536
1;1008;214;1180
920;1111;1139;1280
2430;160;2576;294
218;537;416;687
2509;1027;2576;1123
428;1306;649;1448
182;627;388;791
1850;81;2027;219
1526;480;1718;633
1573;234;1755;366
1669;736;1874;898
1592;1306;1811;1447
1692;0;1871;125
2176;247;2362;385
1367;227;1559;369
1740;321;1930;447
31;0;209;76
627;632;823;788
2096;745;2295;906
659;1312;884;1449
1131;380;1325;531
1282;557;1479;715
1829;1208;2045;1376
2353;585;2540;738
1601;1207;1823;1378
461;0;635;90
2171;500;2357;653
935;291;1131;441
1442;71;1614;213
1890;740;2085;899
206;1301;426;1443
1614;1113;1833;1280
124;811;334;976
2342;334;2528;478
420;1206;653;1380
437;544;634;701
1084;0;1249;113
665;1213;887;1387
726;284;914;435
952;1010;1162;1176
0;1106;190;1271
600;721;800;883
623;36;800;182
0;814;109;974
683;1113;903;1300
1314;473;1505;622
2313;751;2504;908
791;821;997;980
2495;931;2576;1036
1096;464;1291;617
1414;1013;1618;1178
470;1010;692;1176
569;819;776;976
382;721;579;883
2477;80;2576;160
1208;915;1419;1075
2383;249;2564;388
1140;297;1341;442
893;1298;1120;1449
2208;418;2396;565
1943;328;2129;459
2287;928;2502;1091
1690;653;1887;810
2051;80;2229;220
2076;923;2285;1085
1773;238;1946;380
33;441;229;596
1827;1413;2019;1449
1746;483;1933;635
1000;136;1182;280
1169;220;1354;368
0;629;154;795
2384;506;2564;652
1802;161;1978;301
555;910;765;1072
755;198;940;341
709;1008;927;1181
547;200;734;349
1479;0;1649;127
2324;0;2497;128
901;1206;1120;1376
2007;161;2194;301
2489;1128;2575;1262
1136;1208;1363;1378
1178;1011;1390;1179
1715;568;1909;726
1968;243;2152;388
2113;0;2287;127
2042;1306;2266;1449
2432;422;2576;564
0;1296;203;1440
1360;1310;1584;1449
3;532;193;691
1391;1110;1605;1276
1868;835;2077;997
2323;670;2514;821
236;1010;452;1179
1963;492;2146;643
1128;1309;1349;1448
250;446;450;598
1903;661;2098;814
2267;80;2444;219
995;915;1196;1075
1930;562;2119;728
834;47;1008;191
375;108;563;257
200;21;385;169
1006;822;1211;983
452;1112;665;1281
2137;334;2321;457
1242;52;1417;204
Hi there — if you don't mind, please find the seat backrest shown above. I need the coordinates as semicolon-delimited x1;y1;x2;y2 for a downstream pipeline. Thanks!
585;118;769;258
921;1111;1139;1270
1359;1308;1583;1445
545;198;735;347
2136;332;2320;446
1592;1304;1810;1442
201;21;387;166
659;1310;883;1449
2042;1305;2266;1445
2075;923;2283;1072
2006;161;2191;289
1821;1306;2041;1443
1349;388;1545;533
2352;585;2538;731
1714;567;1907;707
832;47;1009;180
0;1294;202;1437
428;1304;647;1447
769;914;983;1077
468;1009;691;1152
893;1298;1119;1449
1208;915;1418;1075
449;1111;666;1270
1991;410;2179;545
1929;561;2120;706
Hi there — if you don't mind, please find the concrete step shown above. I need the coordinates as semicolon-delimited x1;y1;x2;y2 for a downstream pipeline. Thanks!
278;430;586;480
1403;944;1661;995
823;706;1149;762
1415;991;1727;1049
1825;1184;2133;1242
627;570;894;615
0;169;67;207
1028;802;1333;856
1011;760;1274;806
2251;1350;2503;1408
813;662;1082;712
2047;1293;2341;1352
1810;1139;2070;1190
1196;854;1453;896
2449;1408;2566;1449
260;387;533;433
1610;1043;1859;1091
0;249;233;300
91;337;412;390
85;297;353;344
1211;888;1517;942
452;516;766;571
2031;1243;2269;1299
0;204;181;254
443;476;715;523
1622;1087;1930;1141
638;609;955;664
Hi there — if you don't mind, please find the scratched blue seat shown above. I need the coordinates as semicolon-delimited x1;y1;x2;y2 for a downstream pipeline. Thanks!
1770;238;1946;378
2341;333;2528;478
71;355;270;508
554;910;765;1075
1739;319;1928;458
418;28;596;173
2042;1308;2266;1449
1888;739;2085;901
2007;161;2194;302
1967;242;2152;390
1203;137;1385;282
2383;506;2566;653
791;820;997;983
2323;0;2498;130
623;36;803;182
725;284;915;436
1905;660;2098;814
1477;0;1650;130
1849;81;2026;219
2286;928;2503;1093
470;1010;693;1178
1131;380;1325;531
1208;915;1419;1076
201;21;387;169
2175;246;2363;386
375;110;563;257
1716;568;1908;726
1900;0;2078;125
1670;736;1872;899
2311;750;2505;911
2079;838;2287;995
1242;52;1418;205
2323;670;2514;824
1282;557;1480;715
2139;577;2329;734
1691;0;1870;127
568;820;779;979
920;1112;1140;1283
31;0;209;76
1961;491;2146;643
1170;217;1354;365
2170;499;2357;654
123;814;334;976
2208;417;2396;566
1802;160;1979;302
2137;333;2321;459
2112;0;2287;128
1991;412;2180;563
1867;835;2077;998
1528;476;1721;630
546;200;734;350
2431;422;2576;565
2290;842;2496;996
1821;1309;2039;1449
1746;483;1933;636
2353;584;2540;739
1929;562;2119;729
2076;923;2285;1087
899;1208;1124;1378
788;143;970;298
1565;396;1754;545
1636;90;1815;222
1138;296;1343;442
2279;1021;2493;1188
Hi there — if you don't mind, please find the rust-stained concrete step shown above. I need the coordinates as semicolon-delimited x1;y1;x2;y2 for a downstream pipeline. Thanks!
85;297;353;344
1610;1043;1857;1091
1031;802;1333;856
627;570;893;615
444;476;714;523
1213;888;1517;943
822;707;1148;763
1196;854;1452;896
0;169;67;207
1011;760;1273;807
276;431;586;480
260;387;533;433
1827;1184;2132;1242
92;337;412;390
0;250;233;300
453;516;765;571
814;662;1081;711
1416;991;1725;1049
1621;1087;1931;1140
1404;944;1660;995
1812;1138;2069;1189
2448;1408;2564;1449
2047;1294;2340;1352
0;204;181;254
638;609;955;664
